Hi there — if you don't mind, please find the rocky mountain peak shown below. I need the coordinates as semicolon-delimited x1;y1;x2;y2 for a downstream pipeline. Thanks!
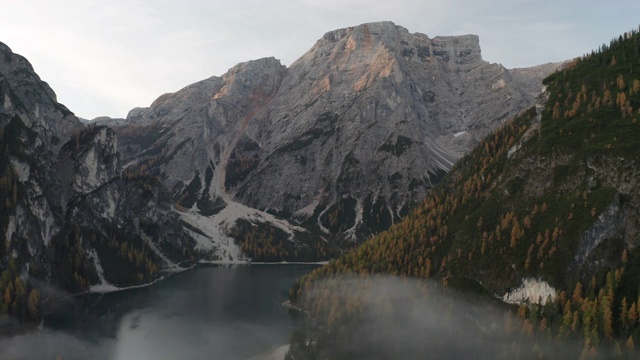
112;22;562;260
310;22;481;67
125;107;150;122
0;41;13;54
430;34;482;64
214;57;286;101
0;43;52;103
321;21;398;42
0;41;78;150
319;21;406;49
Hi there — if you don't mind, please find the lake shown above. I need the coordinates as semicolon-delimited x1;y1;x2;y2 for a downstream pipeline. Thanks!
0;264;319;360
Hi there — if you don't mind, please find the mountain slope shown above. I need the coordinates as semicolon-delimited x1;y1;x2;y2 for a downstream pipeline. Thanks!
113;22;559;261
287;28;640;358
0;42;196;327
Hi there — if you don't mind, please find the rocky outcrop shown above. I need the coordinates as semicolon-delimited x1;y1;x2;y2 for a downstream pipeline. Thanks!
115;22;560;254
236;22;546;224
0;41;195;294
574;195;624;265
56;126;121;209
502;278;557;305
0;42;78;150
508;62;565;102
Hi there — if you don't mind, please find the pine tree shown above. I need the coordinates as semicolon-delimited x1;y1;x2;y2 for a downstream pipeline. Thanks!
626;335;635;351
27;289;39;321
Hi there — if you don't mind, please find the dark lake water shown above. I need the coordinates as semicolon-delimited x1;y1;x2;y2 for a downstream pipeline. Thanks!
0;264;318;360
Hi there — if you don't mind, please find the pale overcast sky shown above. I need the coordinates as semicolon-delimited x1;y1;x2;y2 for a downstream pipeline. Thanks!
1;0;638;119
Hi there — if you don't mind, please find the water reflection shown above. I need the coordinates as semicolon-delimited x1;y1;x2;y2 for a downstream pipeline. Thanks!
0;265;317;360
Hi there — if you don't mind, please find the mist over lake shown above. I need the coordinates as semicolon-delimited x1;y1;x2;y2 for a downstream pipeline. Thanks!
0;265;318;360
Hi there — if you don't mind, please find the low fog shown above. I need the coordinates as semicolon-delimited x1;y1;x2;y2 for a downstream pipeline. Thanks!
0;309;286;360
0;327;115;360
302;276;587;359
0;265;311;360
0;268;618;359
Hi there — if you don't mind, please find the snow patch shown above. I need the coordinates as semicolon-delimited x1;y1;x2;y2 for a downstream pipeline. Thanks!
89;273;185;294
181;200;307;262
342;198;363;240
181;208;243;260
316;205;331;235
87;248;119;293
502;278;556;305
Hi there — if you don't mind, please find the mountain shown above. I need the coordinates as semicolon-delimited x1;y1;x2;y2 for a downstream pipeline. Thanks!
286;28;640;358
0;41;195;326
0;21;559;328
112;22;560;261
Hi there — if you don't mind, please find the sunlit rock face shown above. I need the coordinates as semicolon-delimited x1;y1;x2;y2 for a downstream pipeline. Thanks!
115;21;559;243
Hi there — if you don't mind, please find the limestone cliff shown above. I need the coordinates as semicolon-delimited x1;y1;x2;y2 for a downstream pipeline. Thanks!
113;22;561;259
0;42;194;297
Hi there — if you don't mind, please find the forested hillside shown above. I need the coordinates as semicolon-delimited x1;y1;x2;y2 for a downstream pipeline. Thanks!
287;27;640;359
0;42;196;331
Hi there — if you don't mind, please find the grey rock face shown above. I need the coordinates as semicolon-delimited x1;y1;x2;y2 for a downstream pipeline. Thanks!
574;194;623;265
570;193;640;280
118;57;287;207
508;62;565;102
54;126;121;215
238;23;531;222
125;107;150;123
115;22;561;251
0;42;78;151
0;41;193;292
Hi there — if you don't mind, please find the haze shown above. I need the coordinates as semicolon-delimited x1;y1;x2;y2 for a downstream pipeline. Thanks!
2;0;639;120
298;276;612;359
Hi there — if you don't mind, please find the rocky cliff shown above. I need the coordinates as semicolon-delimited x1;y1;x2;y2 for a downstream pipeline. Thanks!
0;41;194;304
114;22;560;260
285;28;640;358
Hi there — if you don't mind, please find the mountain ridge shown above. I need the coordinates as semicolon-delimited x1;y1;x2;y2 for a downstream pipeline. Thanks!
0;21;562;329
3;19;638;357
110;21;561;261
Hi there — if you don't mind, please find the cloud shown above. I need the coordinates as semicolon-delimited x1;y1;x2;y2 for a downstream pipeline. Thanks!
0;328;116;360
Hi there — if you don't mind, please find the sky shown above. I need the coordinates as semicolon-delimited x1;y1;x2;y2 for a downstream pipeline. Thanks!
1;0;639;120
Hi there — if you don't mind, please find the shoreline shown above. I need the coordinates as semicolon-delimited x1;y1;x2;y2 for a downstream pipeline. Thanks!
245;344;290;360
85;260;326;294
248;260;328;265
